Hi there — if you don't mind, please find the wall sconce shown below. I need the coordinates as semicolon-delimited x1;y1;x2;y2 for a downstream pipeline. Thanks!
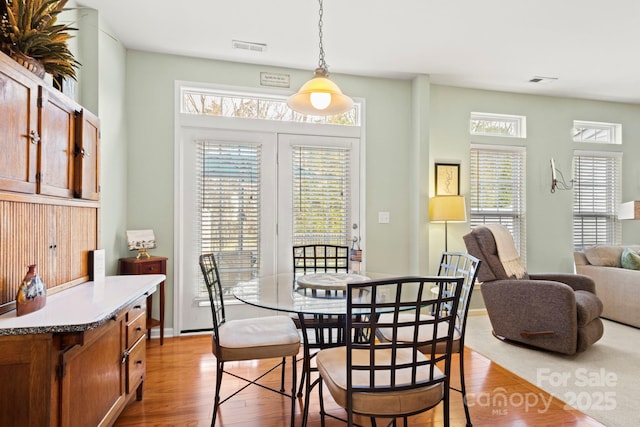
429;195;467;251
126;229;157;259
619;201;640;220
550;158;574;193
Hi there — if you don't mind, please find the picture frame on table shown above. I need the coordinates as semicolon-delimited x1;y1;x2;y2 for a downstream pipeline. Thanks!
435;163;460;195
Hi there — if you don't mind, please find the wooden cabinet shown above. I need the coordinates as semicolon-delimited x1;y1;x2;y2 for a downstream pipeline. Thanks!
0;335;52;426
119;257;167;345
125;298;147;397
0;52;39;194
0;200;98;312
0;50;101;314
0;51;99;201
37;86;76;198
0;295;149;427
74;109;100;200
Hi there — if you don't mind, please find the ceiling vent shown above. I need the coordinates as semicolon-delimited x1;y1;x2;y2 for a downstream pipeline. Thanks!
232;40;267;53
529;76;558;84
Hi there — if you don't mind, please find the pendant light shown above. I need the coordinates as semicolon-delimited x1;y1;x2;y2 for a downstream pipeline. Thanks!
287;0;353;116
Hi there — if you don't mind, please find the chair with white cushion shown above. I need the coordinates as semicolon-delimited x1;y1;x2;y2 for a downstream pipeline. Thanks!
199;253;300;427
316;275;465;427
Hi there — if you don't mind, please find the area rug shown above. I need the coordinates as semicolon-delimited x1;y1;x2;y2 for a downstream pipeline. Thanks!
465;315;639;427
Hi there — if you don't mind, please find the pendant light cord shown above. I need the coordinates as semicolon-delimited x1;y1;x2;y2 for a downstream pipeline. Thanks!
317;0;327;72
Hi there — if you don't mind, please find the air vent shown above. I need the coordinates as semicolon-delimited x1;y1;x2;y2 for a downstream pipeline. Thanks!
529;76;558;84
232;40;267;53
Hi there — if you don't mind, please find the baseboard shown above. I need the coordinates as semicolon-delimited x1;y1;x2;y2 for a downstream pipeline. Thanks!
468;308;487;316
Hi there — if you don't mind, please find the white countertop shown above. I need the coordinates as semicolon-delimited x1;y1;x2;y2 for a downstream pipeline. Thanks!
0;274;164;335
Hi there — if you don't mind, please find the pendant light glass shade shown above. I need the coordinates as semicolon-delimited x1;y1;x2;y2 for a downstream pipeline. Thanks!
287;0;353;116
287;68;354;116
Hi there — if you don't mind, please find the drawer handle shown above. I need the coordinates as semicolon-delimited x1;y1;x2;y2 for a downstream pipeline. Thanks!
136;327;142;332
135;360;143;365
134;305;142;310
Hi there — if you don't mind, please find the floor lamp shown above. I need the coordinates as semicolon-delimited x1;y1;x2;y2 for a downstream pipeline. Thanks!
429;195;467;251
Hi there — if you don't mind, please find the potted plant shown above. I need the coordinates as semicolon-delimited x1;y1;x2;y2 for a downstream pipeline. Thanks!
0;0;79;81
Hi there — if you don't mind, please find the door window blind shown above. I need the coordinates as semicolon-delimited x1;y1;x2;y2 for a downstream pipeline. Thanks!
292;145;351;246
197;141;261;298
572;151;621;249
470;145;527;262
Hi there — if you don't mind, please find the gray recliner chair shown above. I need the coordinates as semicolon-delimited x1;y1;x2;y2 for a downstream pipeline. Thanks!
464;225;604;355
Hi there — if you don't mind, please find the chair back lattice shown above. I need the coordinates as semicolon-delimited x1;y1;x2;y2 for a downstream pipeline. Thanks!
437;252;481;342
199;253;226;349
293;244;349;276
345;276;464;396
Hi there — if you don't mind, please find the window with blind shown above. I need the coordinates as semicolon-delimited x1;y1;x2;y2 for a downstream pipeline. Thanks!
197;141;261;298
292;145;351;246
470;145;527;262
572;151;622;249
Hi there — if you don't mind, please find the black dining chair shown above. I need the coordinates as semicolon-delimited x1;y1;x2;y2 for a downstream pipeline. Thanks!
291;244;350;424
316;275;465;426
199;253;300;427
375;252;481;427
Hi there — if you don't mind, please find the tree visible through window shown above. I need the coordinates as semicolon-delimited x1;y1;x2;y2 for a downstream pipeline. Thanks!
292;145;351;246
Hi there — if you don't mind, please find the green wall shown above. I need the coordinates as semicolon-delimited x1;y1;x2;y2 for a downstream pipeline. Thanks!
77;8;640;332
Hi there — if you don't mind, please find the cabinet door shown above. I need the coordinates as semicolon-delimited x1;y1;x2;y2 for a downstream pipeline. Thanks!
74;109;100;200
0;334;52;426
0;53;39;194
38;86;76;198
59;317;126;427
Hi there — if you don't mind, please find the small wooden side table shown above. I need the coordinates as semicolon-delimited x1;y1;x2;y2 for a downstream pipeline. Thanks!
119;256;167;345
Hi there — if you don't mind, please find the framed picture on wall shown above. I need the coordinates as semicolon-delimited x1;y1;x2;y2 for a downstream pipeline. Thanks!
435;163;460;195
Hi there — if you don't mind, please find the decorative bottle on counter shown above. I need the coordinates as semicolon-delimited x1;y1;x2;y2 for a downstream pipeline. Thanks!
16;264;47;316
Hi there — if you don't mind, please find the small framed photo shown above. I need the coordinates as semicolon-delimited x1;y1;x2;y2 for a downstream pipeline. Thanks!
435;163;460;195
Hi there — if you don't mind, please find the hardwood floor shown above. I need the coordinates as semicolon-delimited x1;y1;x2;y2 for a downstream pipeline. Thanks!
114;335;604;427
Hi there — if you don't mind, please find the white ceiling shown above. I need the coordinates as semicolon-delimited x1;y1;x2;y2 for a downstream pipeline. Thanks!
76;0;640;104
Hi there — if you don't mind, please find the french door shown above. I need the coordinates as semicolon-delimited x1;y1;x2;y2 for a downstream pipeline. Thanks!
177;128;360;332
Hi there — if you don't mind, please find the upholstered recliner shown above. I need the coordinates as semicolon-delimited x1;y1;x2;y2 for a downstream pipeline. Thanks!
463;225;604;355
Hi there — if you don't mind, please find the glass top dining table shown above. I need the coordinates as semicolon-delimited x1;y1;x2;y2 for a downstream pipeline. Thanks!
231;272;394;315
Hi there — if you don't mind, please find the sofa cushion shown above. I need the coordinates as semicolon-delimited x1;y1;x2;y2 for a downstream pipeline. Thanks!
584;246;625;267
621;247;640;270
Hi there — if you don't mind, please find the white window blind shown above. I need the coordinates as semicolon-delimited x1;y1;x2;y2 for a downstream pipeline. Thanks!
197;141;261;298
292;145;351;246
572;151;621;249
470;145;527;262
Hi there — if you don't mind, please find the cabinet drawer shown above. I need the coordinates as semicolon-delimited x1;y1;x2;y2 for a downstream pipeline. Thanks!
127;312;146;349
139;261;163;274
126;337;146;394
127;297;146;322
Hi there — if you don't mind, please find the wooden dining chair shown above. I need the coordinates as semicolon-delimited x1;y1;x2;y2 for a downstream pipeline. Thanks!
199;253;300;427
316;276;465;426
375;252;481;427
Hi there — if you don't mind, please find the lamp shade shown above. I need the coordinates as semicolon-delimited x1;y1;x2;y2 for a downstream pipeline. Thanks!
618;201;640;220
287;68;354;116
429;196;467;222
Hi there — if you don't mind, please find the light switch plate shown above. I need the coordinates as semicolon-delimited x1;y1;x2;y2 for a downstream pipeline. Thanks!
378;211;390;224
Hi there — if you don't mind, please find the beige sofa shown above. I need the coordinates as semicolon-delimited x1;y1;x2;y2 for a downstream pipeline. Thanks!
574;245;640;328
